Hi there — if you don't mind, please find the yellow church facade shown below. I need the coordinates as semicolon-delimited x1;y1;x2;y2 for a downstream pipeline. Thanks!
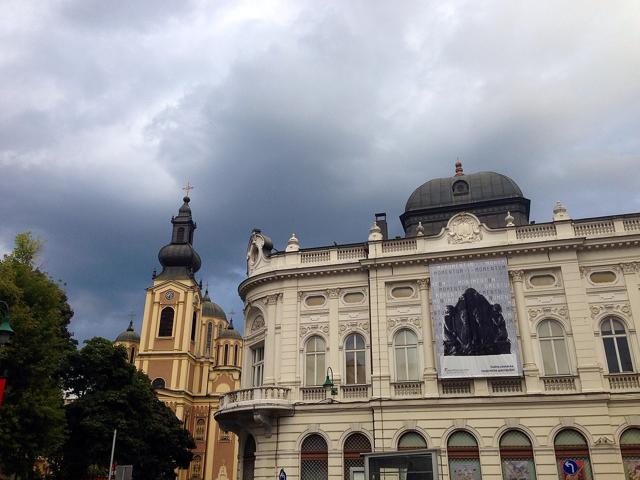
116;194;242;480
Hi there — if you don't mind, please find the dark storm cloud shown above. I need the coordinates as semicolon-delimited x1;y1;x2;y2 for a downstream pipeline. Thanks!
1;1;639;341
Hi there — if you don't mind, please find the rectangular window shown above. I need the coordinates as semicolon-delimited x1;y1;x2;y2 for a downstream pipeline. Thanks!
252;346;264;386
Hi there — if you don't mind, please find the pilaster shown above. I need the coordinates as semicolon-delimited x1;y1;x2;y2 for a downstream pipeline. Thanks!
264;294;278;385
510;270;540;392
328;288;341;383
418;277;438;395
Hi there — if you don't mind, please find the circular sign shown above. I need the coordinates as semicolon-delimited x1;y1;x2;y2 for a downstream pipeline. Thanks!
562;459;579;475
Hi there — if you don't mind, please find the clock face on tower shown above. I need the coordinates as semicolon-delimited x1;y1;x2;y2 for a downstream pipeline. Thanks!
164;291;175;300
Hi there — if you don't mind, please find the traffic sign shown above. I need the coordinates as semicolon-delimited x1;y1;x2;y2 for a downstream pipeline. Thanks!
279;468;287;480
562;459;579;475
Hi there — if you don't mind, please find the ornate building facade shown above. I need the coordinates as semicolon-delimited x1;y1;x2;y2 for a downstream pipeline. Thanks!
215;163;640;480
115;195;242;480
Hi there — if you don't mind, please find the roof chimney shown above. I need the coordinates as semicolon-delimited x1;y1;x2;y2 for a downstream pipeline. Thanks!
375;212;388;240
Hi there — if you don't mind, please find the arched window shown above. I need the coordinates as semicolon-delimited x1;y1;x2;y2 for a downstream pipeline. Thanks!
398;431;427;450
621;428;640;479
499;430;535;480
537;319;570;375
601;316;634;373
191;312;197;342
151;378;165;390
305;336;326;386
224;344;229;366
190;455;202;479
217;345;222;366
129;347;135;364
447;431;481;480
301;434;328;480
242;435;256;480
554;429;592;479
205;322;213;357
251;345;264;387
177;227;185;242
194;418;206;440
158;307;174;337
234;345;239;366
345;333;366;385
394;329;419;381
343;433;371;480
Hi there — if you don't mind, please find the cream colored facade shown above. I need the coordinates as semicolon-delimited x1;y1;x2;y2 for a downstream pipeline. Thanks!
215;191;640;479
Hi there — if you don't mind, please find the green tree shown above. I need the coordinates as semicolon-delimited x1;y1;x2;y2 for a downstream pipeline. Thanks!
0;233;77;479
61;338;195;480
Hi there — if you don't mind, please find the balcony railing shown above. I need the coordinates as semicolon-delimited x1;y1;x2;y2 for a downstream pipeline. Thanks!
606;373;640;391
489;377;523;394
440;379;473;396
300;386;326;401
219;386;291;409
392;381;423;398
341;384;370;399
542;376;577;392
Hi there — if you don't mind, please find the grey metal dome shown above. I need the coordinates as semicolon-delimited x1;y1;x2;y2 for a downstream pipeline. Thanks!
217;319;242;340
115;321;140;343
201;290;227;320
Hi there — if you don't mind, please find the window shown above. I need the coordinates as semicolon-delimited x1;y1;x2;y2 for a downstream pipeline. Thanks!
224;344;229;366
301;434;328;480
129;347;135;364
447;431;481;480
305;336;326;386
345;333;366;385
191;312;197;342
343;433;371;480
537;320;570;375
194;419;206;440
398;431;427;450
158;307;174;337
234;345;239;366
394;329;419;381
601;316;634;373
217;345;221;366
500;430;535;480
151;378;165;390
205;322;213;357
252;345;264;386
620;428;640;479
554;429;592;479
242;435;256;480
191;455;202;479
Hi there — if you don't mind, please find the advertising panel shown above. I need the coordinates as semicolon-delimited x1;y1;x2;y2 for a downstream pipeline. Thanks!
430;258;522;378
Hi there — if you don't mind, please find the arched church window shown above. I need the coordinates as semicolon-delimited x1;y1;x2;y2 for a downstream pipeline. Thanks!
151;378;165;390
447;431;481;480
205;322;213;357
499;430;535;480
190;455;202;479
601;316;634;373
191;312;197;342
343;433;371;480
345;333;366;385
224;344;229;366
194;418;206;440
129;347;135;364
158;307;174;337
554;429;592;479
301;434;328;480
305;336;326;386
234;344;239;366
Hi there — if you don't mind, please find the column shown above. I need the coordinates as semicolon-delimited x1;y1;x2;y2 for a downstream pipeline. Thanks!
264;294;278;385
510;270;540;392
328;288;341;384
417;278;438;396
622;262;640;331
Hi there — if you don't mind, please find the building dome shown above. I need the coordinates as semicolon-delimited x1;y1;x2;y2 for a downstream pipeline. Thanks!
201;290;227;320
400;162;530;236
217;319;242;340
158;243;202;272
115;320;140;343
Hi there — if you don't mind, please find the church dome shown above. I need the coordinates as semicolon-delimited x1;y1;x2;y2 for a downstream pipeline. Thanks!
217;319;242;340
201;291;227;320
405;170;523;212
115;321;140;343
158;243;202;272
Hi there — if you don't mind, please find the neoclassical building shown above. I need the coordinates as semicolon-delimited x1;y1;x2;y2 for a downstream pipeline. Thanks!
215;163;640;480
115;195;243;480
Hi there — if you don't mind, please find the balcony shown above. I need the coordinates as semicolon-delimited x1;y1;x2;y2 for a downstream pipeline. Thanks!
392;381;423;398
214;386;293;435
606;373;640;392
541;376;577;392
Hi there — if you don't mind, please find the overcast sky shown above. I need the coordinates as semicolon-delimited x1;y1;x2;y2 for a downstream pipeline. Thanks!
1;0;639;343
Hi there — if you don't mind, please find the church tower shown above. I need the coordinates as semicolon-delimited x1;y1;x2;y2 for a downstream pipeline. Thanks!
135;191;242;480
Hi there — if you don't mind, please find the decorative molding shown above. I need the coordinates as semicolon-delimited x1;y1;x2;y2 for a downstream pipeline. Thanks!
528;305;569;320
590;303;631;319
447;214;482;244
297;291;305;301
417;278;431;290
300;324;329;337
509;270;525;283
339;321;370;333
327;288;341;299
265;294;279;305
621;262;640;275
250;315;265;332
403;420;417;429
594;436;614;445
387;316;421;331
560;417;575;426
453;418;467;428
505;418;520;427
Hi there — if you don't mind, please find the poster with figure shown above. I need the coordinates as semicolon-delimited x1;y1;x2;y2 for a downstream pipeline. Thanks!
624;459;640;480
430;258;522;378
502;459;535;480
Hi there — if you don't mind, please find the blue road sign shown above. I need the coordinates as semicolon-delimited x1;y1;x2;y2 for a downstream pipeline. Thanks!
279;469;287;480
562;459;579;475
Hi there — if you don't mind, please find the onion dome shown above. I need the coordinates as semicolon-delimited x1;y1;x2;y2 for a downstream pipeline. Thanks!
400;162;530;236
217;318;242;340
156;196;202;280
115;320;140;343
201;290;227;320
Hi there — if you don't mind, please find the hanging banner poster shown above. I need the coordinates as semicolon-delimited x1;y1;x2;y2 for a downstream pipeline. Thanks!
430;258;522;378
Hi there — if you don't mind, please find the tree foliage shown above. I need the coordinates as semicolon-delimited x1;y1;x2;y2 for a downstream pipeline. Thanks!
61;338;195;480
0;233;77;479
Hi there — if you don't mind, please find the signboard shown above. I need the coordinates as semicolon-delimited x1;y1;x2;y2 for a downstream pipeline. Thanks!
279;469;286;480
430;258;522;378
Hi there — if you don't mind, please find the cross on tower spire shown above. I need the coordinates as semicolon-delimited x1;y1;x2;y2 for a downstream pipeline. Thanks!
182;181;194;197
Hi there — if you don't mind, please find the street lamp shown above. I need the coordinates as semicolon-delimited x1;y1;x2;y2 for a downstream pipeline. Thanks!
322;367;338;396
0;300;14;407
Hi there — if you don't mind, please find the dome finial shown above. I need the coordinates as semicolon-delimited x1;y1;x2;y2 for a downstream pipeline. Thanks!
455;159;464;176
286;233;300;252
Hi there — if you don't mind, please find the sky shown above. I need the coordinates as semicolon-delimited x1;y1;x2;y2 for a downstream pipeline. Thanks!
1;0;639;343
